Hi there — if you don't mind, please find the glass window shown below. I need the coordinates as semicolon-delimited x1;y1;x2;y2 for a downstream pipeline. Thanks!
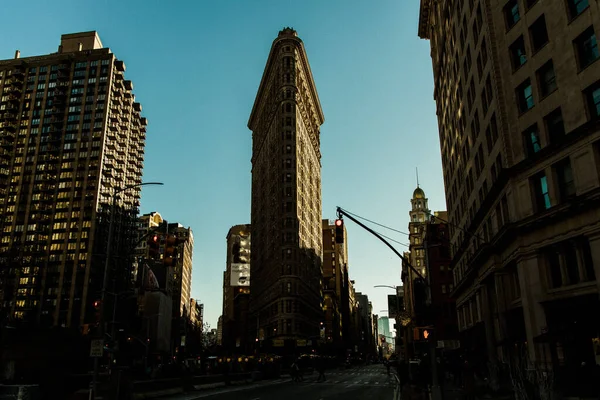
530;16;549;53
554;158;576;201
509;36;527;70
532;172;551;211
523;124;541;156
586;84;600;119
504;0;520;29
567;0;589;19
517;79;534;113
575;27;599;70
544;108;565;143
537;60;557;97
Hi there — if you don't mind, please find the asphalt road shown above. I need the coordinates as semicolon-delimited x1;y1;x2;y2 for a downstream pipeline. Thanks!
168;364;396;400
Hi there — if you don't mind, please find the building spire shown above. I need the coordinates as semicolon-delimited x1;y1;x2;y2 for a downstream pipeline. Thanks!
416;167;420;188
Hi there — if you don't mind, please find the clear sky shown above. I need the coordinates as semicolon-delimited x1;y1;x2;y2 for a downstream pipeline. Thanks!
0;0;446;330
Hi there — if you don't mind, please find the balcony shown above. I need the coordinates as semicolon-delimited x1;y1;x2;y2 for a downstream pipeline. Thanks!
114;60;125;72
7;76;24;87
12;67;25;77
4;103;18;112
53;90;67;99
2;113;17;121
57;70;70;81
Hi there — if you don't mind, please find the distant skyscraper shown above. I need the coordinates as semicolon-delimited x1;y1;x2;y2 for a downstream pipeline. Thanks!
378;316;391;342
221;224;251;351
248;28;325;344
0;32;146;328
402;186;430;322
322;219;348;347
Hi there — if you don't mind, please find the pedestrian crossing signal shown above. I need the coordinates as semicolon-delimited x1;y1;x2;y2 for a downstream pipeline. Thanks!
414;327;433;341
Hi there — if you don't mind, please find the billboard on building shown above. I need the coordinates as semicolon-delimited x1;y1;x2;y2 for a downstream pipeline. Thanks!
231;263;250;286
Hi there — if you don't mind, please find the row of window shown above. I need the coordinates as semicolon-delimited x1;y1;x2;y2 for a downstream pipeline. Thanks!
504;0;589;32
514;29;598;116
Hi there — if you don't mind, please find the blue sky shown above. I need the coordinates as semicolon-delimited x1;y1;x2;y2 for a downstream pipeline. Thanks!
0;0;446;329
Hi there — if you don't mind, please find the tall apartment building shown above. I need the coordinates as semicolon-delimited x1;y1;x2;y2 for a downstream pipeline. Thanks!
221;224;251;352
421;212;458;344
134;211;164;284
135;214;193;317
322;219;349;350
355;293;375;357
419;0;600;394
248;28;325;345
0;32;146;328
165;223;193;319
189;298;203;328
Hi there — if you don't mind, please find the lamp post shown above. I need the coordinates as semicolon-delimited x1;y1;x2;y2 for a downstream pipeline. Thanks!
92;182;163;400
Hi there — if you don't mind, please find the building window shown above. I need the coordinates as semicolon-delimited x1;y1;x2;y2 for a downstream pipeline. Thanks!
584;81;600;120
544;108;565;144
504;0;520;29
525;0;538;9
567;0;589;19
517;79;534;113
554;158;576;201
523;124;541;156
537;60;557;97
529;15;549;52
509;36;527;71
545;237;595;288
575;26;599;70
532;171;551;211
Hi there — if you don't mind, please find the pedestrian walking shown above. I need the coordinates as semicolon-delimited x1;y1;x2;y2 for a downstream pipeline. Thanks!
316;356;327;382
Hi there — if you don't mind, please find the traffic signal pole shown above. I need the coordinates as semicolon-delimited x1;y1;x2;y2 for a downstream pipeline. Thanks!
335;207;426;281
336;206;441;400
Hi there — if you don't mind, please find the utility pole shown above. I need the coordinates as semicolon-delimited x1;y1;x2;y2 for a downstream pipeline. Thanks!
337;206;441;400
91;182;163;400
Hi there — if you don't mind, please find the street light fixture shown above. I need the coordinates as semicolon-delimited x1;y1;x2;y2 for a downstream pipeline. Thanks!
93;181;163;400
374;285;397;290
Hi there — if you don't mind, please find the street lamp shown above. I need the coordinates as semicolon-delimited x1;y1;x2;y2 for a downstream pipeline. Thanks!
93;181;163;400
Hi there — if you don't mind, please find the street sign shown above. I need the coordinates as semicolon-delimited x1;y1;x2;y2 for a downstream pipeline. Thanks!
273;339;284;347
90;339;103;358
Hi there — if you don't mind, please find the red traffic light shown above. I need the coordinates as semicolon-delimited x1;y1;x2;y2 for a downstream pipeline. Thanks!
93;300;101;308
152;235;159;242
335;219;343;227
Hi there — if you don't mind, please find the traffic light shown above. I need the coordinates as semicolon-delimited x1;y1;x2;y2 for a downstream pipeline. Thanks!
232;241;241;264
335;219;344;244
164;234;182;266
93;299;102;324
413;327;433;341
147;234;160;260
